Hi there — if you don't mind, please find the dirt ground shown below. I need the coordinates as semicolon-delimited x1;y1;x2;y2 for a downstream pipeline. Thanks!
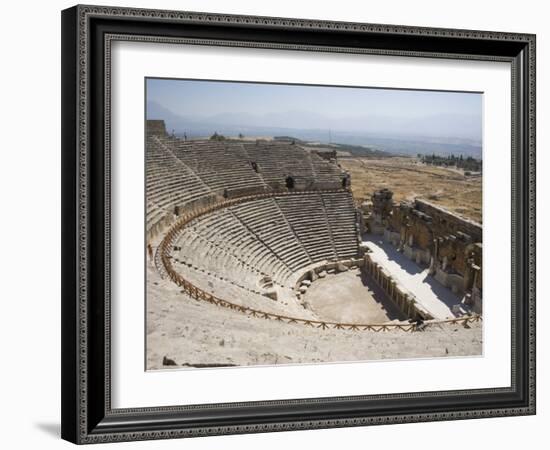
340;157;482;223
304;269;405;323
147;267;482;370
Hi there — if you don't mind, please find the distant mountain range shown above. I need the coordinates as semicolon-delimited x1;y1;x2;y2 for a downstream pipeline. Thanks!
147;101;482;159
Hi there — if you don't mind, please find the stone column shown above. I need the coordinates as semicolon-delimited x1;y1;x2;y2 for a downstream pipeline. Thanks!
429;238;438;275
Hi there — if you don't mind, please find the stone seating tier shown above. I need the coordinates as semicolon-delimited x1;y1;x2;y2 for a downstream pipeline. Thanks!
171;192;360;299
148;136;360;305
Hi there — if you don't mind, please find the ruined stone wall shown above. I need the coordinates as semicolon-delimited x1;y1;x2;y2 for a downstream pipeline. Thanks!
224;185;269;199
414;199;482;242
372;188;394;219
436;236;478;279
363;254;433;321
146;119;167;136
311;149;337;162
368;189;483;304
387;203;434;251
147;193;222;242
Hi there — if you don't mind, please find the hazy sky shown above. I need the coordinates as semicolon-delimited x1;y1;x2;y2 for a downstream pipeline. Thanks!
146;78;482;140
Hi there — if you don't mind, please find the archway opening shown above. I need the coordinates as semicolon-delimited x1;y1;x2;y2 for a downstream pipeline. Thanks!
285;176;295;190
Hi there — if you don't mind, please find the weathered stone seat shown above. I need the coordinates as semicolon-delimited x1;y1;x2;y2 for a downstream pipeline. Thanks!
147;132;361;311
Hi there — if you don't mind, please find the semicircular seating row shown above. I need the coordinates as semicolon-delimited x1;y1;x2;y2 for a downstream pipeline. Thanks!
170;192;359;316
146;135;346;234
147;134;359;316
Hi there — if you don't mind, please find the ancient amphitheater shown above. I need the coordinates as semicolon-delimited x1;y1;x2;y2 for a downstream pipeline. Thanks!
146;120;482;370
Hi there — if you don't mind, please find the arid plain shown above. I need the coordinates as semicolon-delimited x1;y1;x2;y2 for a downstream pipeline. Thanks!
340;157;482;223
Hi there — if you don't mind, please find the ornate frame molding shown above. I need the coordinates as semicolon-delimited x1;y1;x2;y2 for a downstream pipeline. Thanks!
61;4;536;444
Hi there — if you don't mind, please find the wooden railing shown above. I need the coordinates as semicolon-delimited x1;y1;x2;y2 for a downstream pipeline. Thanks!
156;189;482;332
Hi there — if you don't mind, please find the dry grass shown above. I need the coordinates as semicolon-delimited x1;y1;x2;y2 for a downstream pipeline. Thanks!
340;157;482;223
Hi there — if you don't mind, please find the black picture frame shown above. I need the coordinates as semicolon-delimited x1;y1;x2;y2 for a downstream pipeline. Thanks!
61;4;536;444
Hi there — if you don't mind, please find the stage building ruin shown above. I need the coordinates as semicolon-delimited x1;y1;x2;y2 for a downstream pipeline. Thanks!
364;188;482;315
